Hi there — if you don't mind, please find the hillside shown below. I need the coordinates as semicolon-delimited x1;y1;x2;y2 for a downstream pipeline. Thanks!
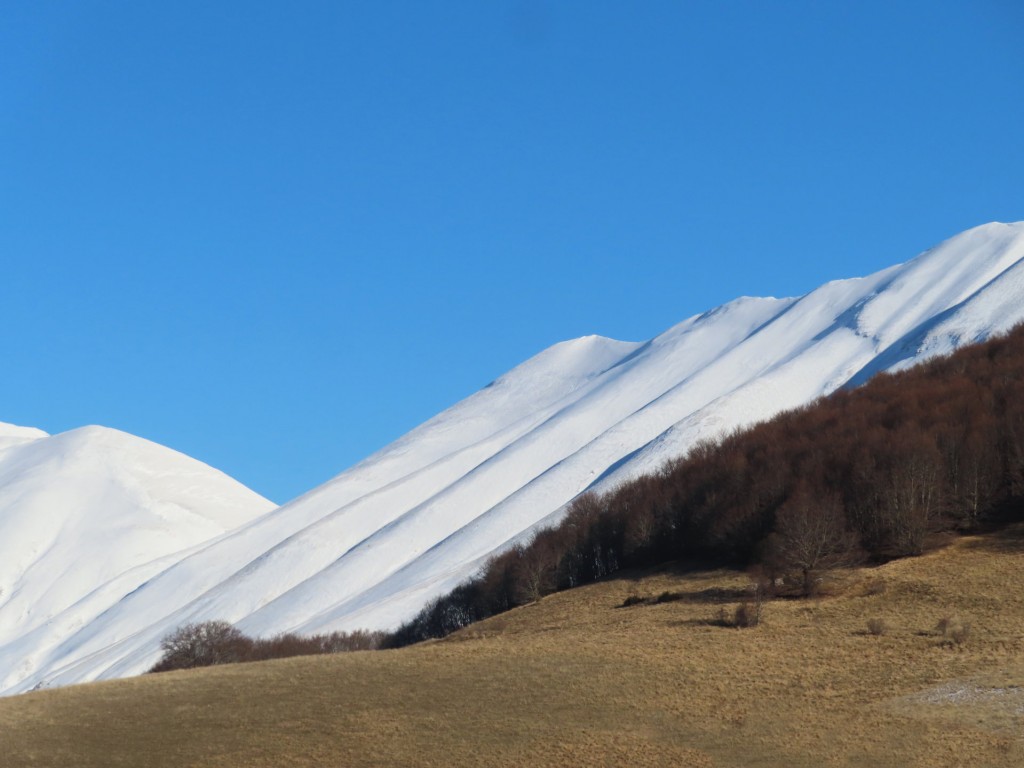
0;424;275;694
5;220;1024;695
387;318;1024;646
2;528;1023;767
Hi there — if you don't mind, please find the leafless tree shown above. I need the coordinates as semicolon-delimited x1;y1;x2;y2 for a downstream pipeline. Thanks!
767;488;859;596
151;620;251;672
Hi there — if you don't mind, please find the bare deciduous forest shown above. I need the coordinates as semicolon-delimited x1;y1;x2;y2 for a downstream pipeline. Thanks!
17;327;1024;768
150;325;1024;670
386;325;1024;647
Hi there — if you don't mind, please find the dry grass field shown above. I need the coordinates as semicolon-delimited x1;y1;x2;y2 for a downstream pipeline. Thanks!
3;527;1024;767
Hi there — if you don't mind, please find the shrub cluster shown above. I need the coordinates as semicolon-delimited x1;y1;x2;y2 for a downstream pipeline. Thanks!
386;325;1024;647
936;616;971;646
150;621;386;673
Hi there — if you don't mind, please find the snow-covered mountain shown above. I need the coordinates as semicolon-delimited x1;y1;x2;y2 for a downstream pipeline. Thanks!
0;423;275;692
4;220;1024;695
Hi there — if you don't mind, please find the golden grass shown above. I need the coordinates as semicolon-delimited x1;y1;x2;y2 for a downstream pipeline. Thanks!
3;528;1024;767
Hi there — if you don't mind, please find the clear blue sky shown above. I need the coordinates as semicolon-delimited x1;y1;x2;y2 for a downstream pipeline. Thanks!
2;1;1022;503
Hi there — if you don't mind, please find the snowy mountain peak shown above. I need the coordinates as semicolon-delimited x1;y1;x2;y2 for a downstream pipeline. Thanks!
487;334;642;392
0;422;48;451
2;221;1024;696
0;424;275;690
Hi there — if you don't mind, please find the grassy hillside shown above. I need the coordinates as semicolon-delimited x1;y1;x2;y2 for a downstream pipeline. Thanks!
3;527;1024;767
388;324;1024;649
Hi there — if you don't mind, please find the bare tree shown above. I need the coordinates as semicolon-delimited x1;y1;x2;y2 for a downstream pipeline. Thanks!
512;533;560;604
881;430;942;555
766;488;859;596
151;620;251;672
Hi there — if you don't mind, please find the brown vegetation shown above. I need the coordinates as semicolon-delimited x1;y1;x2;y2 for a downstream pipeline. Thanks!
149;326;1024;672
2;528;1024;767
388;324;1024;646
936;615;972;647
866;617;889;636
150;622;385;673
6;328;1023;766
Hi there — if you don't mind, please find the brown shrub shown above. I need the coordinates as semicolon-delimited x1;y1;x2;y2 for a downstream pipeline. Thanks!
862;578;887;596
150;622;386;673
936;616;971;646
866;617;888;636
732;601;762;628
655;591;684;604
717;584;764;629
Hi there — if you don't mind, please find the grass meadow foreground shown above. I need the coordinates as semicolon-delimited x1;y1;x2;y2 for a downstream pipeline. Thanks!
2;528;1024;767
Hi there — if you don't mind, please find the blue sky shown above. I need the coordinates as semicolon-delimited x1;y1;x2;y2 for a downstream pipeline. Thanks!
2;1;1022;503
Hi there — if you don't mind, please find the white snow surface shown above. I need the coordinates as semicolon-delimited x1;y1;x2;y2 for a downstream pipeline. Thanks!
0;424;275;693
3;221;1024;695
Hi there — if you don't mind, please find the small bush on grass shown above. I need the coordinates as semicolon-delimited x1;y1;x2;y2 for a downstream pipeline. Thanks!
621;594;648;608
655;591;684;604
732;601;763;628
716;582;765;628
862;578;887;596
866;618;888;636
936;616;971;646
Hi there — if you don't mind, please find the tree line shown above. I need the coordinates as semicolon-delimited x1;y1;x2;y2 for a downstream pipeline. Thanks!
151;324;1024;670
385;324;1024;646
150;621;385;673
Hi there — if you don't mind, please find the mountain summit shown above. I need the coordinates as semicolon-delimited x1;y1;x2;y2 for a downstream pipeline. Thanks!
3;221;1024;694
0;424;275;692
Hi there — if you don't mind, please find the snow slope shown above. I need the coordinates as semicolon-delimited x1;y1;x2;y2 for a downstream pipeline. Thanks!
4;221;1024;695
0;423;275;692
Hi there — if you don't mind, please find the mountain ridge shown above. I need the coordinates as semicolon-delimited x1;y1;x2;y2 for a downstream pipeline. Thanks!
2;220;1023;695
0;424;276;691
